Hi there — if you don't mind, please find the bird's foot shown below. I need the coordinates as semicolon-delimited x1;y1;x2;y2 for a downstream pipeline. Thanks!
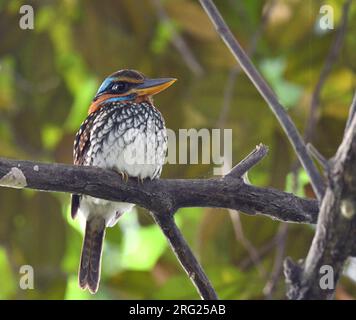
116;170;129;183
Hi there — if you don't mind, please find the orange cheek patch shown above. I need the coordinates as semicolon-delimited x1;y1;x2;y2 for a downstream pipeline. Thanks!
88;101;101;115
88;94;122;114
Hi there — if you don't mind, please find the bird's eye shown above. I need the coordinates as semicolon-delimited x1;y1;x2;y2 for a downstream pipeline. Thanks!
112;82;127;92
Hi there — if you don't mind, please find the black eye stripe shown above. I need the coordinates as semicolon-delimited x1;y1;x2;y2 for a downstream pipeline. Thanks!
112;82;125;90
111;81;131;93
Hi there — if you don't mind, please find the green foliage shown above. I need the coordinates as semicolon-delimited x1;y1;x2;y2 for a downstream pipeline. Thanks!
0;248;16;298
118;211;168;271
260;57;303;109
285;169;310;197
0;56;15;110
151;20;177;54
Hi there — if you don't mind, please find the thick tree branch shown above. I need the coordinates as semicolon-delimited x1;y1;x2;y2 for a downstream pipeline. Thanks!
199;0;325;201
0;156;318;224
0;145;319;300
284;99;356;300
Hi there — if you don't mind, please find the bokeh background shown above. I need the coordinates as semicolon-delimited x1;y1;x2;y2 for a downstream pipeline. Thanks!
0;0;356;299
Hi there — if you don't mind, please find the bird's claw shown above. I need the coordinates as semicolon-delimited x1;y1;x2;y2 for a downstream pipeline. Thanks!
117;171;129;183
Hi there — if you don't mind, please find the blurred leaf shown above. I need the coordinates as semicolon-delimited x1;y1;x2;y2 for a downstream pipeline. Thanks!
260;57;303;109
64;76;97;131
0;247;16;299
7;0;22;13
323;69;354;99
0;55;15;110
175;207;203;248
41;125;63;150
151;20;177;54
64;275;92;300
12;193;67;299
36;6;56;33
153;265;264;299
153;272;196;299
61;227;82;275
107;270;158;299
118;212;167;271
207;266;265;299
167;0;217;41
285;169;309;197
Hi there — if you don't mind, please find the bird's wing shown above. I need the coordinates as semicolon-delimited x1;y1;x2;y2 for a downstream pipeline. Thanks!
74;113;96;165
72;113;96;219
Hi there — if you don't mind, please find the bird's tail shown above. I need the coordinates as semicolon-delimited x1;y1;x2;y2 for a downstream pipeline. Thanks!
79;218;106;294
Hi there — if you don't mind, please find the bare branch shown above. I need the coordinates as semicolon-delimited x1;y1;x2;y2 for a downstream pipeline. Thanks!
226;143;268;178
198;0;325;201
263;223;289;298
345;90;356;134
0;151;318;300
151;212;218;299
151;0;204;77
240;232;282;270
229;210;268;278
264;161;299;299
216;3;276;285
0;156;319;224
307;143;329;172
285;108;356;299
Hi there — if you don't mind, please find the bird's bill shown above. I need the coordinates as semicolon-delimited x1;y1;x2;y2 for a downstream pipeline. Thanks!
134;78;177;96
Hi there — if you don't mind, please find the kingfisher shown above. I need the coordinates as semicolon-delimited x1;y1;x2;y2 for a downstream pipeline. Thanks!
71;69;176;294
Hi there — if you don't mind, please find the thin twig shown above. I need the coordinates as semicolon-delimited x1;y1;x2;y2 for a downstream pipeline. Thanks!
263;162;301;299
263;161;302;299
229;210;268;278
304;0;352;143
151;212;218;299
216;2;275;279
217;68;239;128
151;0;204;76
239;235;281;270
307;143;329;171
199;0;325;201
217;0;276;127
291;0;351;193
224;145;269;278
226;143;268;178
263;223;289;298
345;90;356;133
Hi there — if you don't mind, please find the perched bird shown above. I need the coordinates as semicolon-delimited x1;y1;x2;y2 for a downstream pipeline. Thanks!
71;69;176;293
